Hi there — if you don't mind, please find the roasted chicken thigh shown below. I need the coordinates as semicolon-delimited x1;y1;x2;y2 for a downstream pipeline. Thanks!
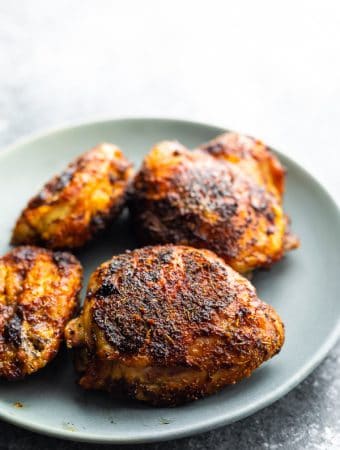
129;134;299;273
65;245;284;406
12;143;133;249
0;246;82;380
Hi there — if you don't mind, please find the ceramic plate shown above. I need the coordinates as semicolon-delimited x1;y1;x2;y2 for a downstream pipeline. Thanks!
0;118;339;444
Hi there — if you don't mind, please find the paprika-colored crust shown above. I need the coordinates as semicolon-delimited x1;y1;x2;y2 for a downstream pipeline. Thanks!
129;133;299;273
65;245;284;406
12;143;133;249
0;246;82;380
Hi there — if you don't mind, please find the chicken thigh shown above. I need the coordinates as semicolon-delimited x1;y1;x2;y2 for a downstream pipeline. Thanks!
65;245;284;406
129;134;298;273
0;246;82;379
12;143;133;249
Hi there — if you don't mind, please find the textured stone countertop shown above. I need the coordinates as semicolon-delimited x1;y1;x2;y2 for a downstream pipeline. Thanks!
0;1;339;448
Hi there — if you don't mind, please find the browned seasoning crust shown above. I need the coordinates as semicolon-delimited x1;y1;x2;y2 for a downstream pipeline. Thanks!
0;246;82;380
200;132;286;196
65;245;284;406
11;143;133;249
129;133;299;273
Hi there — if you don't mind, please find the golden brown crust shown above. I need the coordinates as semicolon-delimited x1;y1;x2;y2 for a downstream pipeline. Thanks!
11;143;133;249
65;245;284;406
200;132;286;196
129;135;299;273
0;246;82;380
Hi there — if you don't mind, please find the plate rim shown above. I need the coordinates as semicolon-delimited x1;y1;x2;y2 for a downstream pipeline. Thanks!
0;116;340;444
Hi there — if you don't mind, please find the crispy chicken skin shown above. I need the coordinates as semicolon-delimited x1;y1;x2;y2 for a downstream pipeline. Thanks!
12;143;133;249
65;245;284;406
0;246;82;380
200;132;286;196
129;134;299;273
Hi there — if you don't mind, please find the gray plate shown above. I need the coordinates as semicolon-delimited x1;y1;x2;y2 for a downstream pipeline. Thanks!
0;118;339;444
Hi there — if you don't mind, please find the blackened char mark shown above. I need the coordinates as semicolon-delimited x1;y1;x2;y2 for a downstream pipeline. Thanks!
91;246;238;364
4;313;22;347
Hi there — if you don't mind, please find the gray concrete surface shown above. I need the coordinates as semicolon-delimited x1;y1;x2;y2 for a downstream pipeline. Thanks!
0;1;339;448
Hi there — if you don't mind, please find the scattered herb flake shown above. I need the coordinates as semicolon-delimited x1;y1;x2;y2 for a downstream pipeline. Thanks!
159;417;173;425
13;401;23;408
